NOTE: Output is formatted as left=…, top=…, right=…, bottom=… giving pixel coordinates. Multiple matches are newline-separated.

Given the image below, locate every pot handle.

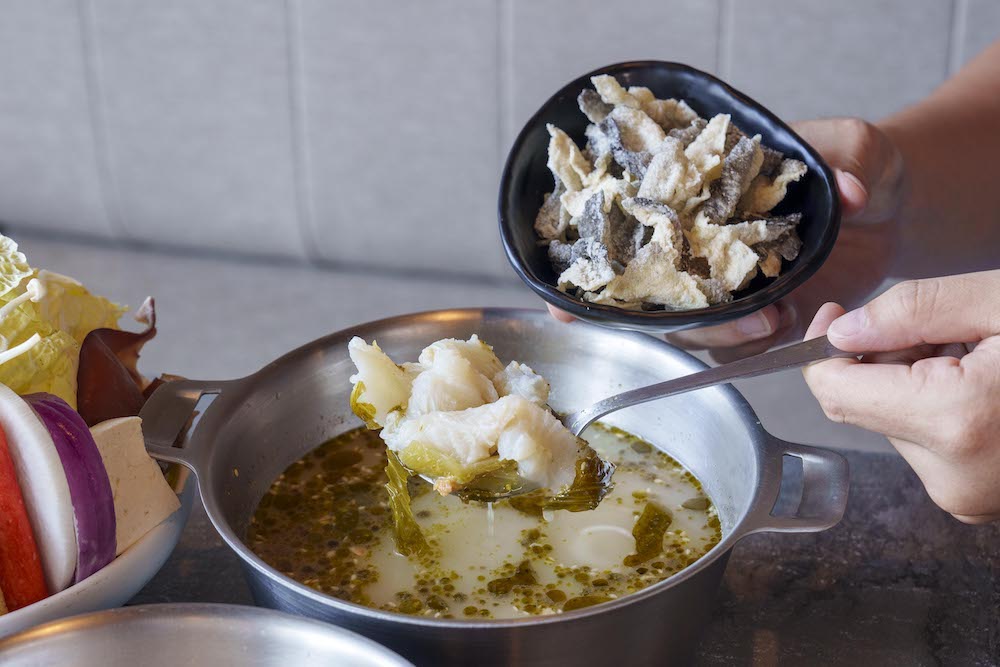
left=140, top=378, right=237, bottom=472
left=738, top=436, right=849, bottom=536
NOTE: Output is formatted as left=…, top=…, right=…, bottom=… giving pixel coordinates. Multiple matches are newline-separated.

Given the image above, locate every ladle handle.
left=738, top=436, right=850, bottom=536
left=565, top=335, right=855, bottom=434
left=141, top=379, right=237, bottom=472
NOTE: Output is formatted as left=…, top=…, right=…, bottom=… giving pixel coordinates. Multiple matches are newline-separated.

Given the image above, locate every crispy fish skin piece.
left=547, top=239, right=575, bottom=273
left=625, top=86, right=701, bottom=131
left=592, top=74, right=641, bottom=108
left=746, top=212, right=802, bottom=237
left=766, top=227, right=803, bottom=261
left=687, top=213, right=802, bottom=291
left=575, top=192, right=643, bottom=270
left=753, top=218, right=804, bottom=277
left=635, top=138, right=686, bottom=205
left=639, top=114, right=730, bottom=214
left=668, top=118, right=708, bottom=147
left=585, top=122, right=612, bottom=159
left=534, top=181, right=570, bottom=241
left=692, top=275, right=732, bottom=304
left=699, top=134, right=764, bottom=224
left=600, top=116, right=653, bottom=178
left=622, top=196, right=683, bottom=251
left=757, top=250, right=783, bottom=278
left=584, top=291, right=643, bottom=310
left=758, top=147, right=784, bottom=177
left=560, top=173, right=635, bottom=218
left=722, top=125, right=785, bottom=177
left=574, top=191, right=611, bottom=242
left=596, top=105, right=669, bottom=179
left=557, top=238, right=617, bottom=292
left=686, top=226, right=761, bottom=292
left=578, top=89, right=613, bottom=123
left=723, top=124, right=743, bottom=153
left=583, top=122, right=617, bottom=185
left=738, top=158, right=808, bottom=213
left=681, top=114, right=731, bottom=214
left=626, top=86, right=656, bottom=106
left=723, top=125, right=782, bottom=176
left=681, top=250, right=712, bottom=279
left=608, top=106, right=666, bottom=153
left=756, top=235, right=802, bottom=278
left=546, top=124, right=592, bottom=191
left=593, top=242, right=710, bottom=310
left=636, top=114, right=729, bottom=213
left=684, top=114, right=729, bottom=180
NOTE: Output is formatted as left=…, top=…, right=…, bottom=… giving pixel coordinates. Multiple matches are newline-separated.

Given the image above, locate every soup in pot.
left=248, top=424, right=721, bottom=619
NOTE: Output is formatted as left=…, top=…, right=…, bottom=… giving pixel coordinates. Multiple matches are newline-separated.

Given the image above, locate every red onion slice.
left=24, top=393, right=116, bottom=583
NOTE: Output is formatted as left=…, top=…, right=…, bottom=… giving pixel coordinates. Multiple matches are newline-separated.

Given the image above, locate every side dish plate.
left=0, top=471, right=195, bottom=639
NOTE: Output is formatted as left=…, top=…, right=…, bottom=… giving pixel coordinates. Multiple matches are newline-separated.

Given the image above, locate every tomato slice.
left=0, top=422, right=49, bottom=610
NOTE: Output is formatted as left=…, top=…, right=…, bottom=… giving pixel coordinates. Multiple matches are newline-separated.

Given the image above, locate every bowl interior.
left=193, top=310, right=766, bottom=584
left=499, top=61, right=841, bottom=331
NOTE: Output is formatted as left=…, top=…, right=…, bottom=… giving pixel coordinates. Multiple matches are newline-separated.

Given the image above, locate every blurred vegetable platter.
left=0, top=235, right=180, bottom=615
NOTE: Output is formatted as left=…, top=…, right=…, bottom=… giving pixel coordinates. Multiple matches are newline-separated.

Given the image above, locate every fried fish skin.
left=539, top=74, right=807, bottom=312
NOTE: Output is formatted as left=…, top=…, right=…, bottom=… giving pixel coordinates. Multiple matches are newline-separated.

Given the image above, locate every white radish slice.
left=0, top=384, right=77, bottom=593
left=26, top=394, right=116, bottom=583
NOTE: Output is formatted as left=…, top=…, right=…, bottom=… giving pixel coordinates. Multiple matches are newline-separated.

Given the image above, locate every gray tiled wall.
left=90, top=0, right=305, bottom=256
left=726, top=0, right=953, bottom=121
left=0, top=0, right=997, bottom=279
left=961, top=0, right=1000, bottom=65
left=0, top=0, right=113, bottom=239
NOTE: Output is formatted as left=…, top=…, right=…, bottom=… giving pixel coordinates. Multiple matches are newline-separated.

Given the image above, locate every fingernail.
left=736, top=312, right=774, bottom=338
left=828, top=308, right=866, bottom=339
left=839, top=170, right=866, bottom=196
left=836, top=170, right=868, bottom=215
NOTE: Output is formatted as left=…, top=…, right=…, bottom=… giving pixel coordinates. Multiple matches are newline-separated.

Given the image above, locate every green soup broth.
left=248, top=424, right=722, bottom=619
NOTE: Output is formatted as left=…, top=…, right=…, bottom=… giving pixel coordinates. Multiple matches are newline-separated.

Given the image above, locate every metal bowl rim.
left=0, top=602, right=413, bottom=665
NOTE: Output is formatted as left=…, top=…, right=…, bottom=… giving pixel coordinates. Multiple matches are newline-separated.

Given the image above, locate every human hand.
left=802, top=272, right=1000, bottom=524
left=668, top=118, right=905, bottom=362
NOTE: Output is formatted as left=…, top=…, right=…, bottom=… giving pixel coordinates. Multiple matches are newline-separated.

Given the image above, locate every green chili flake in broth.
left=505, top=444, right=616, bottom=516
left=385, top=450, right=431, bottom=558
left=682, top=496, right=711, bottom=511
left=247, top=425, right=722, bottom=620
left=542, top=444, right=617, bottom=512
left=623, top=502, right=673, bottom=566
left=486, top=560, right=538, bottom=595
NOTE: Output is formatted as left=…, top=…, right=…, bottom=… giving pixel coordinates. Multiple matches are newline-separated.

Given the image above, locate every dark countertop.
left=131, top=451, right=1000, bottom=666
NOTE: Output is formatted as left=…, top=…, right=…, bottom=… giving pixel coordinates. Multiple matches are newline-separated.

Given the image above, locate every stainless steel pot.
left=139, top=308, right=849, bottom=666
left=0, top=603, right=412, bottom=666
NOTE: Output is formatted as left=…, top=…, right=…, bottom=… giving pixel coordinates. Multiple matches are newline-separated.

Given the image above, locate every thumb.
left=827, top=272, right=1000, bottom=352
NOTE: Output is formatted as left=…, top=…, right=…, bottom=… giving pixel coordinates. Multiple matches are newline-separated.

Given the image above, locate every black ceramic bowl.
left=498, top=61, right=841, bottom=333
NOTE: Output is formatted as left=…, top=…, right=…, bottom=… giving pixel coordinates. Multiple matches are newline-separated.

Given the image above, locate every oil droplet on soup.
left=247, top=425, right=722, bottom=619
